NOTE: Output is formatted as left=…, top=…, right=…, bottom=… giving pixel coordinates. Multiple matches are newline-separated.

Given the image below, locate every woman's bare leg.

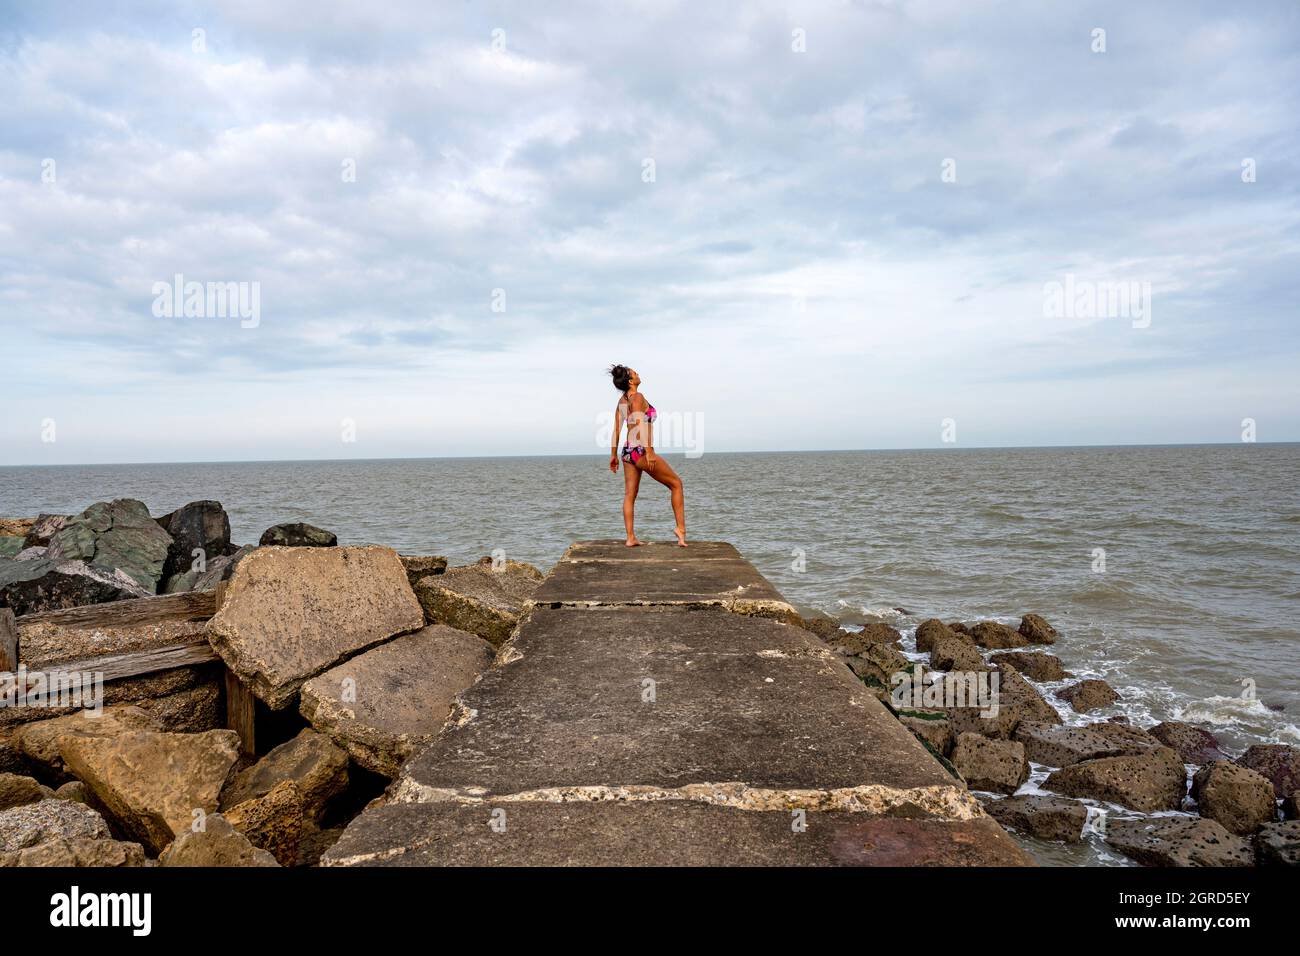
left=622, top=460, right=644, bottom=546
left=639, top=456, right=686, bottom=546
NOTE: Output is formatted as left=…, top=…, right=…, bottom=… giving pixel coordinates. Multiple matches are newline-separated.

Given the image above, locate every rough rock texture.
left=915, top=619, right=968, bottom=655
left=1013, top=721, right=1162, bottom=768
left=45, top=498, right=173, bottom=592
left=1106, top=817, right=1253, bottom=867
left=0, top=537, right=22, bottom=558
left=413, top=558, right=544, bottom=646
left=224, top=780, right=304, bottom=866
left=989, top=651, right=1070, bottom=682
left=0, top=835, right=147, bottom=867
left=258, top=522, right=336, bottom=548
left=896, top=710, right=956, bottom=757
left=1045, top=747, right=1187, bottom=812
left=1236, top=744, right=1300, bottom=799
left=165, top=545, right=251, bottom=593
left=1254, top=821, right=1300, bottom=866
left=843, top=641, right=912, bottom=692
left=300, top=624, right=496, bottom=777
left=799, top=612, right=843, bottom=642
left=982, top=794, right=1087, bottom=843
left=1018, top=613, right=1058, bottom=644
left=951, top=733, right=1029, bottom=794
left=1056, top=679, right=1120, bottom=713
left=831, top=623, right=902, bottom=654
left=133, top=679, right=223, bottom=733
left=400, top=554, right=448, bottom=587
left=1149, top=721, right=1229, bottom=766
left=970, top=621, right=1030, bottom=650
left=1284, top=793, right=1300, bottom=821
left=0, top=773, right=54, bottom=811
left=60, top=729, right=242, bottom=853
left=1191, top=761, right=1277, bottom=835
left=206, top=545, right=425, bottom=709
left=943, top=663, right=1062, bottom=739
left=929, top=634, right=989, bottom=673
left=221, top=729, right=349, bottom=823
left=54, top=781, right=89, bottom=805
left=159, top=814, right=280, bottom=866
left=158, top=500, right=231, bottom=581
left=0, top=798, right=112, bottom=851
left=22, top=514, right=69, bottom=548
left=0, top=558, right=151, bottom=616
left=14, top=705, right=162, bottom=779
left=0, top=519, right=35, bottom=538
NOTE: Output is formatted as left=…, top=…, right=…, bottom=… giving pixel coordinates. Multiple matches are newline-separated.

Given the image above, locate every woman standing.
left=608, top=364, right=687, bottom=547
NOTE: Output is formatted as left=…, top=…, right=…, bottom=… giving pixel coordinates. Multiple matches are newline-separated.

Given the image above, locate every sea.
left=3, top=444, right=1297, bottom=865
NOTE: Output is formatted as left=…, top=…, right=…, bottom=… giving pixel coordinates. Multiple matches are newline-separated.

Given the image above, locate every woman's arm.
left=609, top=402, right=624, bottom=471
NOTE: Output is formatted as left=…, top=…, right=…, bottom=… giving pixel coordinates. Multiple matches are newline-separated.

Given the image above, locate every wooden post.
left=0, top=608, right=17, bottom=672
left=214, top=580, right=256, bottom=756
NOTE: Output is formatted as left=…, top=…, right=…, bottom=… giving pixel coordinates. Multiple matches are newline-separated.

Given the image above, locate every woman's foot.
left=674, top=527, right=688, bottom=547
left=625, top=536, right=646, bottom=547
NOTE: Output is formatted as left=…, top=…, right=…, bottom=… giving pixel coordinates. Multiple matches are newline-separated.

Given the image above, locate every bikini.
left=619, top=397, right=656, bottom=465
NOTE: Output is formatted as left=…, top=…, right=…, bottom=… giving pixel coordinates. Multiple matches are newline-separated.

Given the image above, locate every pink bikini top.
left=620, top=396, right=656, bottom=423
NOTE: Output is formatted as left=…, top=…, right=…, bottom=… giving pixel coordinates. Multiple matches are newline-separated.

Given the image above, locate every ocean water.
left=3, top=444, right=1297, bottom=865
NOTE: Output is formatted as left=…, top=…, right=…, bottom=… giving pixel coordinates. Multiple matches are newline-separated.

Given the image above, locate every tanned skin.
left=609, top=367, right=687, bottom=547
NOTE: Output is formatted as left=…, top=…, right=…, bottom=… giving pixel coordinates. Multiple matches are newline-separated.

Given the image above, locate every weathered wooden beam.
left=0, top=608, right=17, bottom=672
left=38, top=639, right=218, bottom=683
left=225, top=668, right=257, bottom=757
left=16, top=590, right=218, bottom=629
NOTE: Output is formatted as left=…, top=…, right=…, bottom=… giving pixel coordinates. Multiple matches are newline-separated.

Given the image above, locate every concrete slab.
left=323, top=801, right=1032, bottom=867
left=397, top=606, right=959, bottom=799
left=533, top=540, right=796, bottom=619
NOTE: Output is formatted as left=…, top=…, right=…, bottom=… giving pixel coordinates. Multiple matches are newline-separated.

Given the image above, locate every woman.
left=608, top=364, right=687, bottom=547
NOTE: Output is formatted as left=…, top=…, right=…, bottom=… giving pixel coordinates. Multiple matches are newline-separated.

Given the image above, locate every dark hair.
left=609, top=364, right=632, bottom=393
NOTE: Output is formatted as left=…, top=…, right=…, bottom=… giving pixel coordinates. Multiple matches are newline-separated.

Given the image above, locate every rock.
left=412, top=557, right=544, bottom=646
left=1255, top=821, right=1300, bottom=866
left=258, top=522, right=337, bottom=548
left=1191, top=761, right=1276, bottom=835
left=14, top=705, right=162, bottom=779
left=1236, top=744, right=1300, bottom=799
left=1045, top=747, right=1187, bottom=812
left=798, top=612, right=842, bottom=642
left=12, top=547, right=47, bottom=561
left=929, top=633, right=989, bottom=673
left=22, top=514, right=69, bottom=548
left=1106, top=817, right=1253, bottom=867
left=0, top=798, right=112, bottom=851
left=159, top=814, right=280, bottom=867
left=1056, top=678, right=1119, bottom=713
left=300, top=625, right=496, bottom=777
left=943, top=663, right=1062, bottom=739
left=0, top=773, right=54, bottom=811
left=400, top=554, right=448, bottom=587
left=896, top=710, right=956, bottom=757
left=298, top=824, right=345, bottom=867
left=133, top=680, right=223, bottom=733
left=157, top=501, right=231, bottom=581
left=983, top=794, right=1087, bottom=843
left=45, top=499, right=173, bottom=592
left=224, top=780, right=304, bottom=866
left=221, top=729, right=349, bottom=823
left=1013, top=720, right=1162, bottom=767
left=164, top=545, right=251, bottom=594
left=1018, top=613, right=1058, bottom=644
left=0, top=537, right=23, bottom=558
left=988, top=651, right=1070, bottom=682
left=0, top=557, right=152, bottom=615
left=0, top=519, right=35, bottom=538
left=970, top=621, right=1030, bottom=649
left=915, top=618, right=967, bottom=654
left=60, top=729, right=242, bottom=853
left=844, top=641, right=912, bottom=692
left=54, top=781, right=90, bottom=805
left=1148, top=721, right=1229, bottom=766
left=0, top=835, right=147, bottom=867
left=951, top=733, right=1029, bottom=794
left=947, top=621, right=973, bottom=636
left=206, top=545, right=425, bottom=709
left=831, top=622, right=902, bottom=654
left=1284, top=793, right=1300, bottom=820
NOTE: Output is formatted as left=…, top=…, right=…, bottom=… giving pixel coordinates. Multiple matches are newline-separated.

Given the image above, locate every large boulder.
left=1045, top=747, right=1187, bottom=812
left=45, top=499, right=173, bottom=592
left=1191, top=761, right=1276, bottom=835
left=988, top=651, right=1070, bottom=682
left=224, top=780, right=304, bottom=867
left=0, top=519, right=34, bottom=538
left=0, top=773, right=54, bottom=811
left=1018, top=613, right=1058, bottom=644
left=0, top=798, right=111, bottom=851
left=798, top=612, right=843, bottom=642
left=14, top=705, right=162, bottom=779
left=399, top=554, right=448, bottom=588
left=1013, top=721, right=1162, bottom=768
left=830, top=623, right=902, bottom=654
left=1106, top=817, right=1253, bottom=867
left=158, top=814, right=279, bottom=867
left=1055, top=679, right=1119, bottom=713
left=413, top=557, right=544, bottom=646
left=300, top=625, right=496, bottom=777
left=1236, top=744, right=1300, bottom=799
left=896, top=709, right=956, bottom=757
left=221, top=729, right=349, bottom=824
left=157, top=501, right=231, bottom=580
left=943, top=663, right=1062, bottom=739
left=206, top=545, right=425, bottom=709
left=22, top=514, right=69, bottom=548
left=929, top=633, right=989, bottom=673
left=983, top=794, right=1087, bottom=843
left=0, top=558, right=151, bottom=615
left=258, top=522, right=336, bottom=548
left=915, top=618, right=969, bottom=654
left=0, top=538, right=23, bottom=558
left=60, top=729, right=242, bottom=853
left=951, top=733, right=1029, bottom=794
left=0, top=835, right=147, bottom=867
left=1255, top=821, right=1300, bottom=866
left=164, top=545, right=252, bottom=593
left=970, top=621, right=1030, bottom=650
left=1148, top=721, right=1229, bottom=766
left=844, top=641, right=912, bottom=695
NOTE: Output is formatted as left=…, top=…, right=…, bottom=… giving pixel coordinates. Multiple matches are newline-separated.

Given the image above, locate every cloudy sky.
left=2, top=0, right=1297, bottom=465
